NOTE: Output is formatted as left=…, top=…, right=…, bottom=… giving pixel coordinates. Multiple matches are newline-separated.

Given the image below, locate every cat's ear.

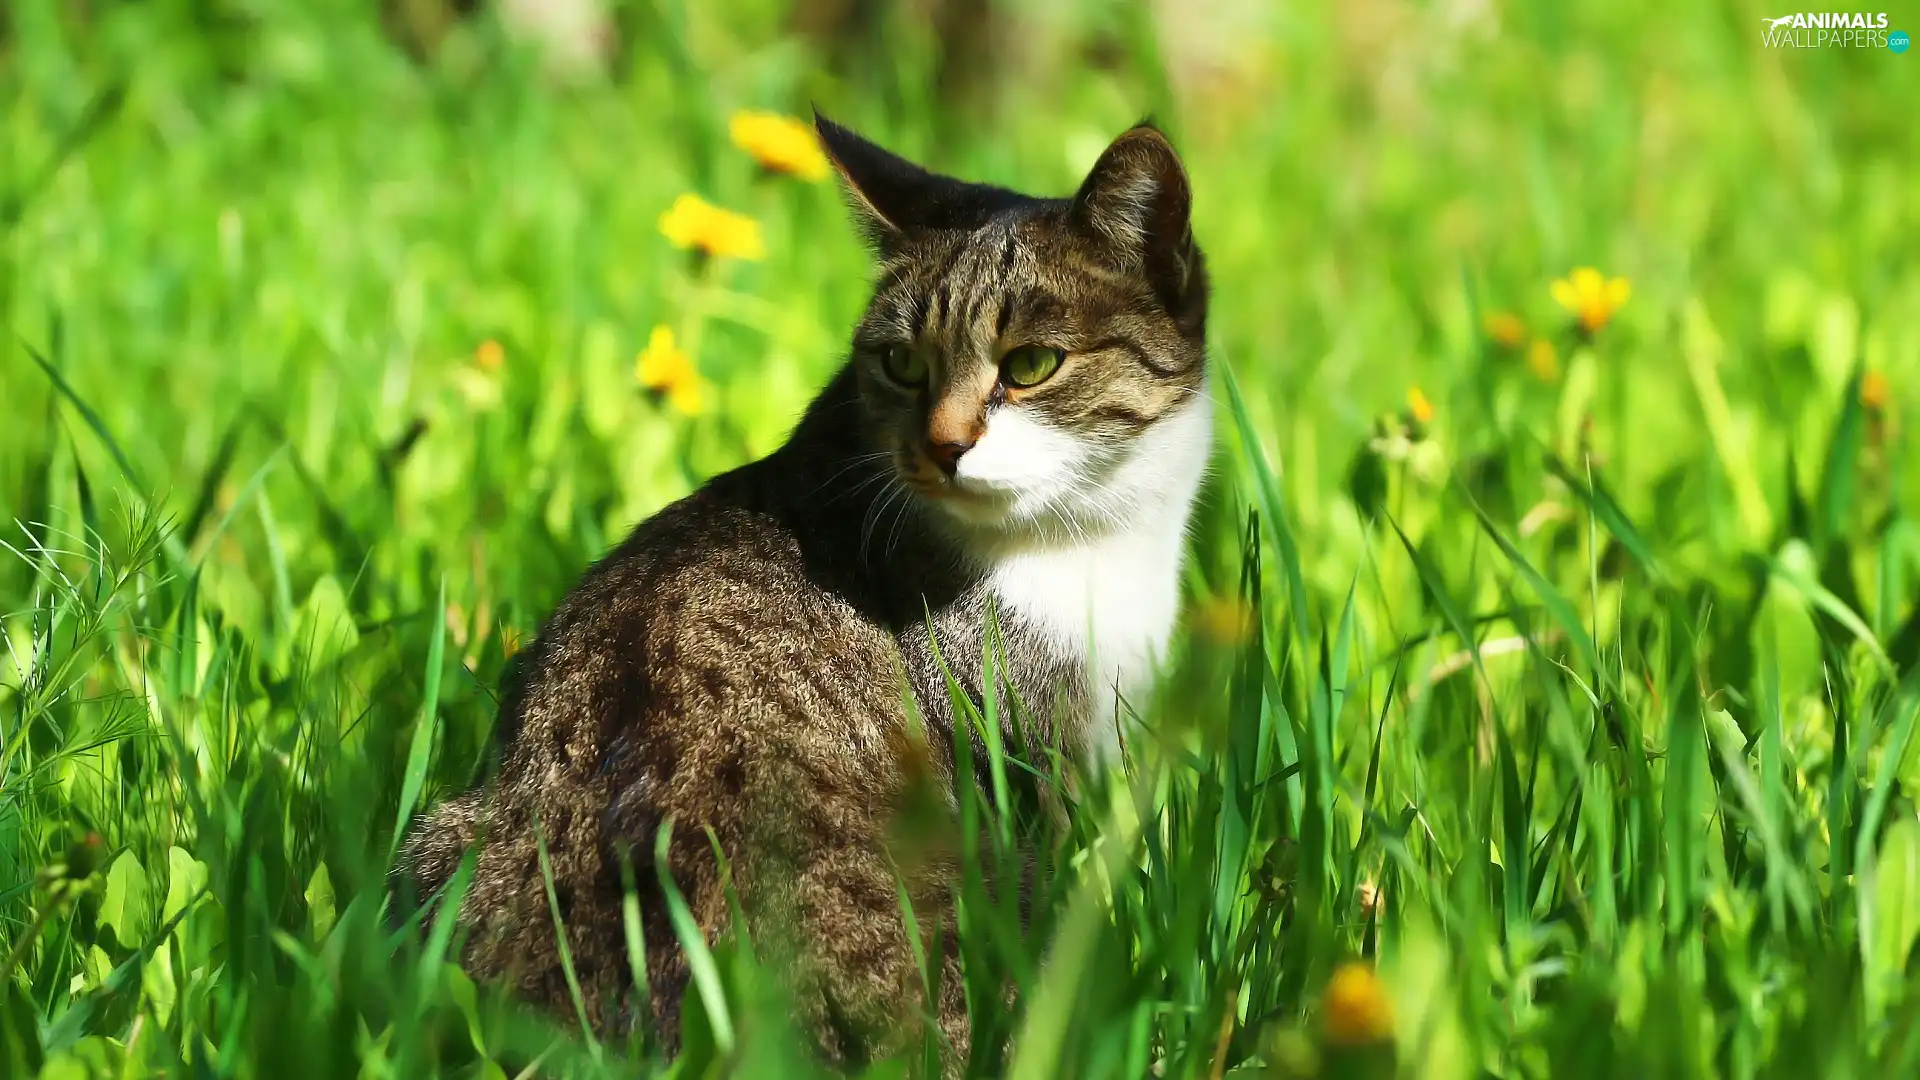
left=1071, top=123, right=1206, bottom=329
left=813, top=111, right=946, bottom=250
left=1071, top=122, right=1191, bottom=255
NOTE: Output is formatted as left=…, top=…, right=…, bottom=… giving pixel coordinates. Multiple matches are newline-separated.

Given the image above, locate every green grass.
left=4, top=1, right=1920, bottom=1077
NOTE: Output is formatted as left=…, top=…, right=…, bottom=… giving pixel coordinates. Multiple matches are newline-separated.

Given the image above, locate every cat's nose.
left=926, top=438, right=975, bottom=476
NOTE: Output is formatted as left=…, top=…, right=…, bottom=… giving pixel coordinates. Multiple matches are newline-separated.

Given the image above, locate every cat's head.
left=818, top=113, right=1211, bottom=549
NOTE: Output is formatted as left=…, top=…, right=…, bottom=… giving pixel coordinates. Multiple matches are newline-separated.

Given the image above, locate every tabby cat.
left=396, top=113, right=1211, bottom=1068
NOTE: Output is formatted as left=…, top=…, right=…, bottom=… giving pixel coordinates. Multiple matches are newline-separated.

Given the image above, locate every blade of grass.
left=1216, top=353, right=1310, bottom=647
left=388, top=578, right=447, bottom=866
left=655, top=819, right=735, bottom=1055
left=618, top=851, right=655, bottom=1058
left=535, top=822, right=603, bottom=1062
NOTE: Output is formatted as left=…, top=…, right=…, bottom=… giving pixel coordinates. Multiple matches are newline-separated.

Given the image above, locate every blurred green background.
left=3, top=1, right=1919, bottom=1077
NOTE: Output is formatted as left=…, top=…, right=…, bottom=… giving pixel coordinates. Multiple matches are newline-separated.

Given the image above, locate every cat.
left=395, top=111, right=1211, bottom=1070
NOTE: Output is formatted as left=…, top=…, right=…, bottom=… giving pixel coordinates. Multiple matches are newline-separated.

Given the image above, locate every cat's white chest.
left=981, top=393, right=1212, bottom=762
left=991, top=528, right=1185, bottom=759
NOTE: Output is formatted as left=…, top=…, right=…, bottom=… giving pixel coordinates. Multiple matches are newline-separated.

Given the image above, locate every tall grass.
left=3, top=1, right=1918, bottom=1077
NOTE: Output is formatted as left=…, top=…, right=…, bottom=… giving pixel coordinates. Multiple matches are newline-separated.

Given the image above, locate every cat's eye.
left=1001, top=345, right=1064, bottom=389
left=880, top=345, right=928, bottom=387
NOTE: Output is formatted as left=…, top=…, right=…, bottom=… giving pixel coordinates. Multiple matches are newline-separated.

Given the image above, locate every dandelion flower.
left=1551, top=267, right=1631, bottom=334
left=1861, top=370, right=1888, bottom=412
left=636, top=325, right=705, bottom=416
left=730, top=110, right=830, bottom=181
left=1483, top=311, right=1525, bottom=349
left=1527, top=338, right=1560, bottom=381
left=659, top=194, right=765, bottom=261
left=1406, top=386, right=1436, bottom=425
left=1323, top=961, right=1394, bottom=1046
left=475, top=339, right=505, bottom=372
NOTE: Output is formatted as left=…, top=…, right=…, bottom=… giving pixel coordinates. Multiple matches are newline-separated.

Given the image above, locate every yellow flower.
left=1860, top=370, right=1888, bottom=412
left=658, top=194, right=765, bottom=261
left=636, top=325, right=704, bottom=416
left=1322, top=961, right=1393, bottom=1046
left=1406, top=386, right=1435, bottom=425
left=729, top=110, right=830, bottom=181
left=1483, top=311, right=1525, bottom=349
left=1527, top=338, right=1560, bottom=381
left=1550, top=267, right=1631, bottom=334
left=474, top=339, right=505, bottom=372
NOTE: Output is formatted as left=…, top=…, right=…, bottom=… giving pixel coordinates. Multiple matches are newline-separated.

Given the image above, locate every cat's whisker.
left=858, top=486, right=889, bottom=564
left=809, top=452, right=895, bottom=499
left=1170, top=383, right=1219, bottom=406
left=834, top=468, right=898, bottom=506
left=860, top=480, right=907, bottom=565
left=884, top=489, right=915, bottom=560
